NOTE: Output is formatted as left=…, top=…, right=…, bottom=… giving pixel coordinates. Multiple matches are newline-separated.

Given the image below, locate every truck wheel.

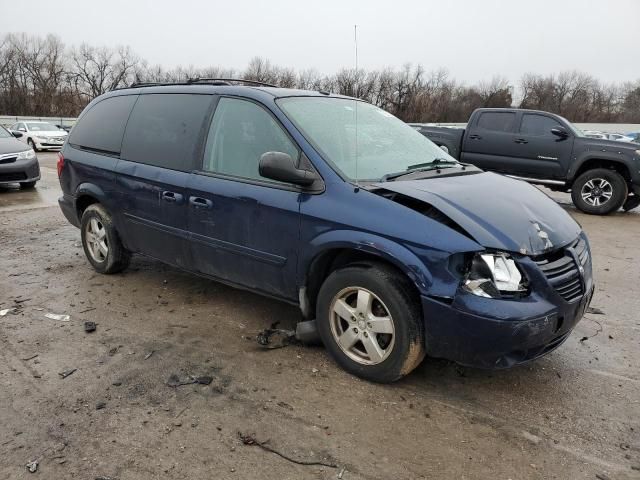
left=81, top=204, right=131, bottom=274
left=316, top=262, right=425, bottom=383
left=571, top=169, right=627, bottom=215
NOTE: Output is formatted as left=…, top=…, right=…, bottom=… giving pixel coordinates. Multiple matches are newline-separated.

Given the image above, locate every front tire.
left=316, top=263, right=425, bottom=383
left=81, top=204, right=130, bottom=274
left=20, top=181, right=37, bottom=189
left=27, top=138, right=39, bottom=152
left=571, top=168, right=627, bottom=215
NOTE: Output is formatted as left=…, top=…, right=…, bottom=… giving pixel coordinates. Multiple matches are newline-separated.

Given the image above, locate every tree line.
left=1, top=33, right=639, bottom=123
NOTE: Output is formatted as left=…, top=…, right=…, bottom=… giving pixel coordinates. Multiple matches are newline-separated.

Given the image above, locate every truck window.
left=121, top=94, right=213, bottom=171
left=476, top=112, right=516, bottom=132
left=69, top=95, right=138, bottom=153
left=519, top=114, right=562, bottom=137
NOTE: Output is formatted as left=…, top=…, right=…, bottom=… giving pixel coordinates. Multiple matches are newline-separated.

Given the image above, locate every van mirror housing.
left=551, top=127, right=569, bottom=138
left=259, top=151, right=318, bottom=187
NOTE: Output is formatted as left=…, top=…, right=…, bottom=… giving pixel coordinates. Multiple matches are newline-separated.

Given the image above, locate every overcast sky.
left=1, top=0, right=638, bottom=84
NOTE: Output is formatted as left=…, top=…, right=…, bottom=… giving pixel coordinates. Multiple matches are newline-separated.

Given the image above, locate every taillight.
left=57, top=152, right=64, bottom=177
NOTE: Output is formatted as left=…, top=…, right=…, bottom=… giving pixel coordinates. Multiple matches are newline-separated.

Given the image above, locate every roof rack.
left=118, top=78, right=279, bottom=91
left=186, top=78, right=279, bottom=88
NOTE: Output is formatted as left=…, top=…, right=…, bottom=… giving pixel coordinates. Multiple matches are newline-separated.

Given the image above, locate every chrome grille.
left=534, top=238, right=587, bottom=303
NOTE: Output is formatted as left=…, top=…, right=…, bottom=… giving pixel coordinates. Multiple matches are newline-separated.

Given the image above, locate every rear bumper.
left=58, top=194, right=80, bottom=228
left=422, top=285, right=594, bottom=369
left=0, top=157, right=40, bottom=184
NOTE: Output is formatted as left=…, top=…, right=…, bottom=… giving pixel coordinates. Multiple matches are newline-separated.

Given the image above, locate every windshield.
left=277, top=97, right=457, bottom=181
left=0, top=126, right=12, bottom=139
left=26, top=122, right=60, bottom=131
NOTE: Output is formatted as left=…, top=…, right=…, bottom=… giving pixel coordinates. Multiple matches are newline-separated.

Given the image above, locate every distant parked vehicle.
left=9, top=121, right=68, bottom=151
left=583, top=131, right=607, bottom=139
left=606, top=133, right=634, bottom=142
left=417, top=108, right=640, bottom=214
left=0, top=125, right=40, bottom=189
left=625, top=132, right=640, bottom=143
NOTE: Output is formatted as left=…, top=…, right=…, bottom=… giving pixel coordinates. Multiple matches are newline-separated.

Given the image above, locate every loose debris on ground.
left=256, top=322, right=296, bottom=349
left=166, top=373, right=213, bottom=387
left=58, top=368, right=77, bottom=379
left=237, top=432, right=338, bottom=468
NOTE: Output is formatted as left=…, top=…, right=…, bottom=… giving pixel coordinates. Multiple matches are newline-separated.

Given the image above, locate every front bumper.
left=0, top=157, right=40, bottom=185
left=34, top=138, right=65, bottom=150
left=423, top=235, right=594, bottom=368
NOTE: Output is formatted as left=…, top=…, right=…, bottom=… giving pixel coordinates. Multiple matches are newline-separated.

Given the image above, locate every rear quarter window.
left=120, top=94, right=213, bottom=171
left=476, top=112, right=516, bottom=132
left=69, top=95, right=138, bottom=153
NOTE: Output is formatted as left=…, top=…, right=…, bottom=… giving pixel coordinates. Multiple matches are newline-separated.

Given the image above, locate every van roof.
left=106, top=83, right=354, bottom=102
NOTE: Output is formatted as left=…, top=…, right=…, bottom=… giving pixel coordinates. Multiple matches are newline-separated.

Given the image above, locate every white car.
left=9, top=121, right=68, bottom=151
left=606, top=133, right=634, bottom=142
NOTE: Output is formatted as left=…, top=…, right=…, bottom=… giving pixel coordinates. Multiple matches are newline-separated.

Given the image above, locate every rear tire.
left=81, top=204, right=130, bottom=274
left=316, top=262, right=425, bottom=383
left=20, top=181, right=36, bottom=189
left=571, top=168, right=627, bottom=215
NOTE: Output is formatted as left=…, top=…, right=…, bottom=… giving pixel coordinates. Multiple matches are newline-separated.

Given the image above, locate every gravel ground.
left=0, top=152, right=638, bottom=479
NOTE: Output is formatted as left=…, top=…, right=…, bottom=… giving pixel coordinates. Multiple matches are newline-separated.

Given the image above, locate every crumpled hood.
left=374, top=172, right=581, bottom=255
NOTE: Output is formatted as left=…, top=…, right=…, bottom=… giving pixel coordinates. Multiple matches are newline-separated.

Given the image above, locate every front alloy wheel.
left=580, top=178, right=612, bottom=207
left=571, top=168, right=627, bottom=215
left=316, top=263, right=425, bottom=383
left=330, top=287, right=395, bottom=365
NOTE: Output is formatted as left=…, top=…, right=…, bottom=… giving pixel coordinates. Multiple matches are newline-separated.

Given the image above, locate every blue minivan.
left=58, top=80, right=593, bottom=382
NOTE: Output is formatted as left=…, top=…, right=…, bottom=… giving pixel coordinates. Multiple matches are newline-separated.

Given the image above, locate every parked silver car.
left=9, top=121, right=68, bottom=151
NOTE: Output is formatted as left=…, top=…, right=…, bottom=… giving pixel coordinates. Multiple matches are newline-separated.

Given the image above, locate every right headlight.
left=462, top=252, right=528, bottom=298
left=17, top=149, right=36, bottom=160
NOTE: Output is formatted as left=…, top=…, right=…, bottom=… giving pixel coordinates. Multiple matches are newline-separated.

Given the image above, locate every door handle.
left=162, top=191, right=183, bottom=203
left=469, top=134, right=482, bottom=140
left=514, top=138, right=529, bottom=144
left=189, top=196, right=213, bottom=209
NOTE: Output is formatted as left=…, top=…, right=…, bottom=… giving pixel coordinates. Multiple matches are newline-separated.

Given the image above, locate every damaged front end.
left=368, top=176, right=594, bottom=368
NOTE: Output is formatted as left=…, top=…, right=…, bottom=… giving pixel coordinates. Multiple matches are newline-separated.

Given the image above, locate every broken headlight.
left=462, top=253, right=528, bottom=298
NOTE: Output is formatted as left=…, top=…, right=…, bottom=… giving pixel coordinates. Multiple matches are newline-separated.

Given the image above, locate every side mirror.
left=11, top=130, right=23, bottom=138
left=259, top=152, right=318, bottom=187
left=551, top=127, right=569, bottom=138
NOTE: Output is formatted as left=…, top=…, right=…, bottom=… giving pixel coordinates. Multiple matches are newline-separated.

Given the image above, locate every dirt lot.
left=1, top=152, right=639, bottom=480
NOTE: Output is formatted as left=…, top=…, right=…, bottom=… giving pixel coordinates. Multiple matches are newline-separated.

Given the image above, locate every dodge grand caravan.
left=57, top=80, right=594, bottom=383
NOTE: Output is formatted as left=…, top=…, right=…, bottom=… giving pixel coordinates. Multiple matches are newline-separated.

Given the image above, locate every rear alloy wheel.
left=571, top=168, right=627, bottom=215
left=81, top=204, right=130, bottom=274
left=316, top=263, right=425, bottom=383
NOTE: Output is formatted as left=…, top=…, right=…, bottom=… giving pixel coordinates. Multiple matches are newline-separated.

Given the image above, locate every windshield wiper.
left=381, top=159, right=459, bottom=182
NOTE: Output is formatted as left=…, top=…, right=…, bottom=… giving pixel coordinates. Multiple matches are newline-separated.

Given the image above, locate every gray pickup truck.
left=416, top=108, right=640, bottom=215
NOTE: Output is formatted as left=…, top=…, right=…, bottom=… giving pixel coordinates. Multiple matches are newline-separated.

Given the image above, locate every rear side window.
left=476, top=112, right=516, bottom=132
left=121, top=94, right=213, bottom=171
left=69, top=95, right=137, bottom=153
left=519, top=114, right=562, bottom=137
left=202, top=97, right=298, bottom=181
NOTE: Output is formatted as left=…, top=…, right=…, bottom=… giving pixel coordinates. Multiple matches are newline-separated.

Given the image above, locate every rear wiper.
left=381, top=159, right=459, bottom=182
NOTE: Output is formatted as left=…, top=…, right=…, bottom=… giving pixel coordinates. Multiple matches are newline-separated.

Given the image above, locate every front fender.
left=300, top=229, right=434, bottom=294
left=568, top=152, right=636, bottom=183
